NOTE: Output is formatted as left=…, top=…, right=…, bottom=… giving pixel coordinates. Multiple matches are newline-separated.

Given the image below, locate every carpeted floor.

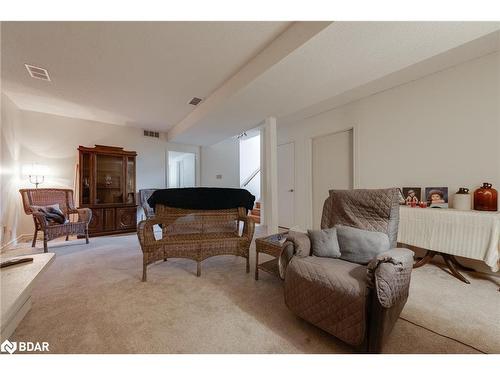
left=3, top=229, right=499, bottom=354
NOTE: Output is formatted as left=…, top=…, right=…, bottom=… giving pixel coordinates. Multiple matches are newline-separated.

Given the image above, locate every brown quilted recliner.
left=279, top=188, right=414, bottom=353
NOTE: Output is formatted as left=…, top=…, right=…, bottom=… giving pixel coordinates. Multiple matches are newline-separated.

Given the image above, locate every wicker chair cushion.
left=32, top=204, right=68, bottom=224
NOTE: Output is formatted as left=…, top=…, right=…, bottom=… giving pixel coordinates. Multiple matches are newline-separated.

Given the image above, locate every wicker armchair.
left=137, top=205, right=255, bottom=281
left=20, top=188, right=92, bottom=252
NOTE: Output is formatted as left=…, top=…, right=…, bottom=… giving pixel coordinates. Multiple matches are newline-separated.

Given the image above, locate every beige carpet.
left=3, top=230, right=497, bottom=354
left=401, top=263, right=500, bottom=353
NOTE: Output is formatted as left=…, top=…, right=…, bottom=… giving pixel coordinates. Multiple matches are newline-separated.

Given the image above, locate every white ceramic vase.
left=453, top=188, right=472, bottom=211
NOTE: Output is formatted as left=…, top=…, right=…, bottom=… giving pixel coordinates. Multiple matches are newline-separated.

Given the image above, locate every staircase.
left=249, top=201, right=261, bottom=224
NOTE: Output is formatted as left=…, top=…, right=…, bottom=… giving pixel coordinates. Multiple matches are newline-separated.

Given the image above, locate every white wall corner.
left=261, top=117, right=279, bottom=233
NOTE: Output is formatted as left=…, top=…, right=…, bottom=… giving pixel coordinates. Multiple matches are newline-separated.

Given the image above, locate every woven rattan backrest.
left=19, top=188, right=75, bottom=216
left=154, top=205, right=244, bottom=235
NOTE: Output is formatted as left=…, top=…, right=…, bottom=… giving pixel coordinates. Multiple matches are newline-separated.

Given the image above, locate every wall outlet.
left=216, top=174, right=222, bottom=180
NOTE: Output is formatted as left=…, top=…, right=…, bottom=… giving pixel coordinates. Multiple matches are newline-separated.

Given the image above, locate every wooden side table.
left=255, top=232, right=288, bottom=280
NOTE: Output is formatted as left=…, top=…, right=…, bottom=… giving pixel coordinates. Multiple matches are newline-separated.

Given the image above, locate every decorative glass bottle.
left=473, top=183, right=498, bottom=211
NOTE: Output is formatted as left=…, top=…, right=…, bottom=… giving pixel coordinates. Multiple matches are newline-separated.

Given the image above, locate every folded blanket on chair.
left=147, top=187, right=256, bottom=212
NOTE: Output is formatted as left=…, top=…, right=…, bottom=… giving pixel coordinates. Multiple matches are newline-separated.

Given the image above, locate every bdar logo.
left=1, top=339, right=17, bottom=354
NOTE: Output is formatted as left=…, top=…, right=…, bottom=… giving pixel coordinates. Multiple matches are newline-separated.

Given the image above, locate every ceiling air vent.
left=25, top=64, right=51, bottom=81
left=143, top=130, right=160, bottom=138
left=188, top=97, right=203, bottom=106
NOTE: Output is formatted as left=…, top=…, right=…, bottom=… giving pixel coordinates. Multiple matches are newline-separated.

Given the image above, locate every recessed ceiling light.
left=25, top=64, right=51, bottom=81
left=188, top=97, right=203, bottom=106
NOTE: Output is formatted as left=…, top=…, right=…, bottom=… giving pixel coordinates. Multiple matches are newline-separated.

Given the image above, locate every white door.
left=312, top=129, right=353, bottom=229
left=278, top=142, right=295, bottom=228
left=168, top=151, right=196, bottom=188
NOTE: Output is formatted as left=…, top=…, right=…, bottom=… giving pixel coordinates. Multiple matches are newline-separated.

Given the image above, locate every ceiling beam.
left=167, top=21, right=332, bottom=142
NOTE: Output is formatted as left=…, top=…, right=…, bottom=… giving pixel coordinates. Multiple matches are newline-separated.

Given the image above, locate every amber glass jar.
left=473, top=183, right=498, bottom=211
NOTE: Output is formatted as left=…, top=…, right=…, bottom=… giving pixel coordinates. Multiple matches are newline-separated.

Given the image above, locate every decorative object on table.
left=473, top=183, right=498, bottom=211
left=453, top=187, right=472, bottom=211
left=418, top=201, right=427, bottom=208
left=78, top=145, right=137, bottom=237
left=425, top=187, right=448, bottom=208
left=19, top=188, right=92, bottom=253
left=402, top=187, right=421, bottom=206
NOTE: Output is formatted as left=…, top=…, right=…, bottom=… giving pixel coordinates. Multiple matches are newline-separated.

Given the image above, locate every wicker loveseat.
left=137, top=204, right=255, bottom=281
left=20, top=188, right=92, bottom=252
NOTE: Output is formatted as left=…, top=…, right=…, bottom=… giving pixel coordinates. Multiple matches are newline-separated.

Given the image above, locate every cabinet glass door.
left=81, top=153, right=91, bottom=204
left=96, top=154, right=124, bottom=204
left=126, top=156, right=136, bottom=204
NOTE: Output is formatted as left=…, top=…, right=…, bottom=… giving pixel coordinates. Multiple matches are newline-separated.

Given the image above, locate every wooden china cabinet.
left=78, top=145, right=137, bottom=236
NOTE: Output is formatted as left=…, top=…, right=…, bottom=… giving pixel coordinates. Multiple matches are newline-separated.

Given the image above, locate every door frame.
left=308, top=126, right=358, bottom=229
left=277, top=141, right=296, bottom=229
left=166, top=149, right=200, bottom=188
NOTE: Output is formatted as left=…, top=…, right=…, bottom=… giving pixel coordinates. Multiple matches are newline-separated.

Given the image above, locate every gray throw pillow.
left=307, top=227, right=341, bottom=258
left=336, top=224, right=390, bottom=265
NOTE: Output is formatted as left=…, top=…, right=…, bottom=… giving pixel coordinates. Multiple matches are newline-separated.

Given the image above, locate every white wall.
left=278, top=52, right=500, bottom=230
left=0, top=98, right=200, bottom=246
left=239, top=134, right=261, bottom=200
left=201, top=138, right=240, bottom=187
left=1, top=94, right=22, bottom=246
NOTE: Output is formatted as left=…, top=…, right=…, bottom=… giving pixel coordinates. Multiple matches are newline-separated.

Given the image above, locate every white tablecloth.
left=397, top=206, right=500, bottom=272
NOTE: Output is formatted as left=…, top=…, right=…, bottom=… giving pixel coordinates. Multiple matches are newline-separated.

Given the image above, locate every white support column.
left=260, top=117, right=279, bottom=234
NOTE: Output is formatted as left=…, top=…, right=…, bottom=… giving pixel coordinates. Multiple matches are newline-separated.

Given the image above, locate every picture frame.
left=425, top=187, right=449, bottom=208
left=402, top=187, right=421, bottom=206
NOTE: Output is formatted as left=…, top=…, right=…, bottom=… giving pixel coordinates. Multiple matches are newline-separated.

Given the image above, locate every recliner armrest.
left=367, top=248, right=414, bottom=308
left=278, top=231, right=311, bottom=279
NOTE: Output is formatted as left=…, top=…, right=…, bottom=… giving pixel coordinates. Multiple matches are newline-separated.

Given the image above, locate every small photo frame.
left=402, top=187, right=421, bottom=205
left=425, top=187, right=448, bottom=208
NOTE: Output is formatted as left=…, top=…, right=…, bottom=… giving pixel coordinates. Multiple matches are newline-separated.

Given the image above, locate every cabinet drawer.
left=103, top=208, right=115, bottom=231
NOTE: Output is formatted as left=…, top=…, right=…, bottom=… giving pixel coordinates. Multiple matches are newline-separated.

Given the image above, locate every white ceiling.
left=1, top=21, right=290, bottom=128
left=170, top=22, right=500, bottom=145
left=2, top=21, right=500, bottom=146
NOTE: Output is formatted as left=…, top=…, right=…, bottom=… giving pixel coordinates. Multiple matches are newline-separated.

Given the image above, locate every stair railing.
left=241, top=167, right=260, bottom=188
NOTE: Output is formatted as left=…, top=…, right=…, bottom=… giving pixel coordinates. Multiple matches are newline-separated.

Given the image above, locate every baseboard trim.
left=0, top=233, right=33, bottom=252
